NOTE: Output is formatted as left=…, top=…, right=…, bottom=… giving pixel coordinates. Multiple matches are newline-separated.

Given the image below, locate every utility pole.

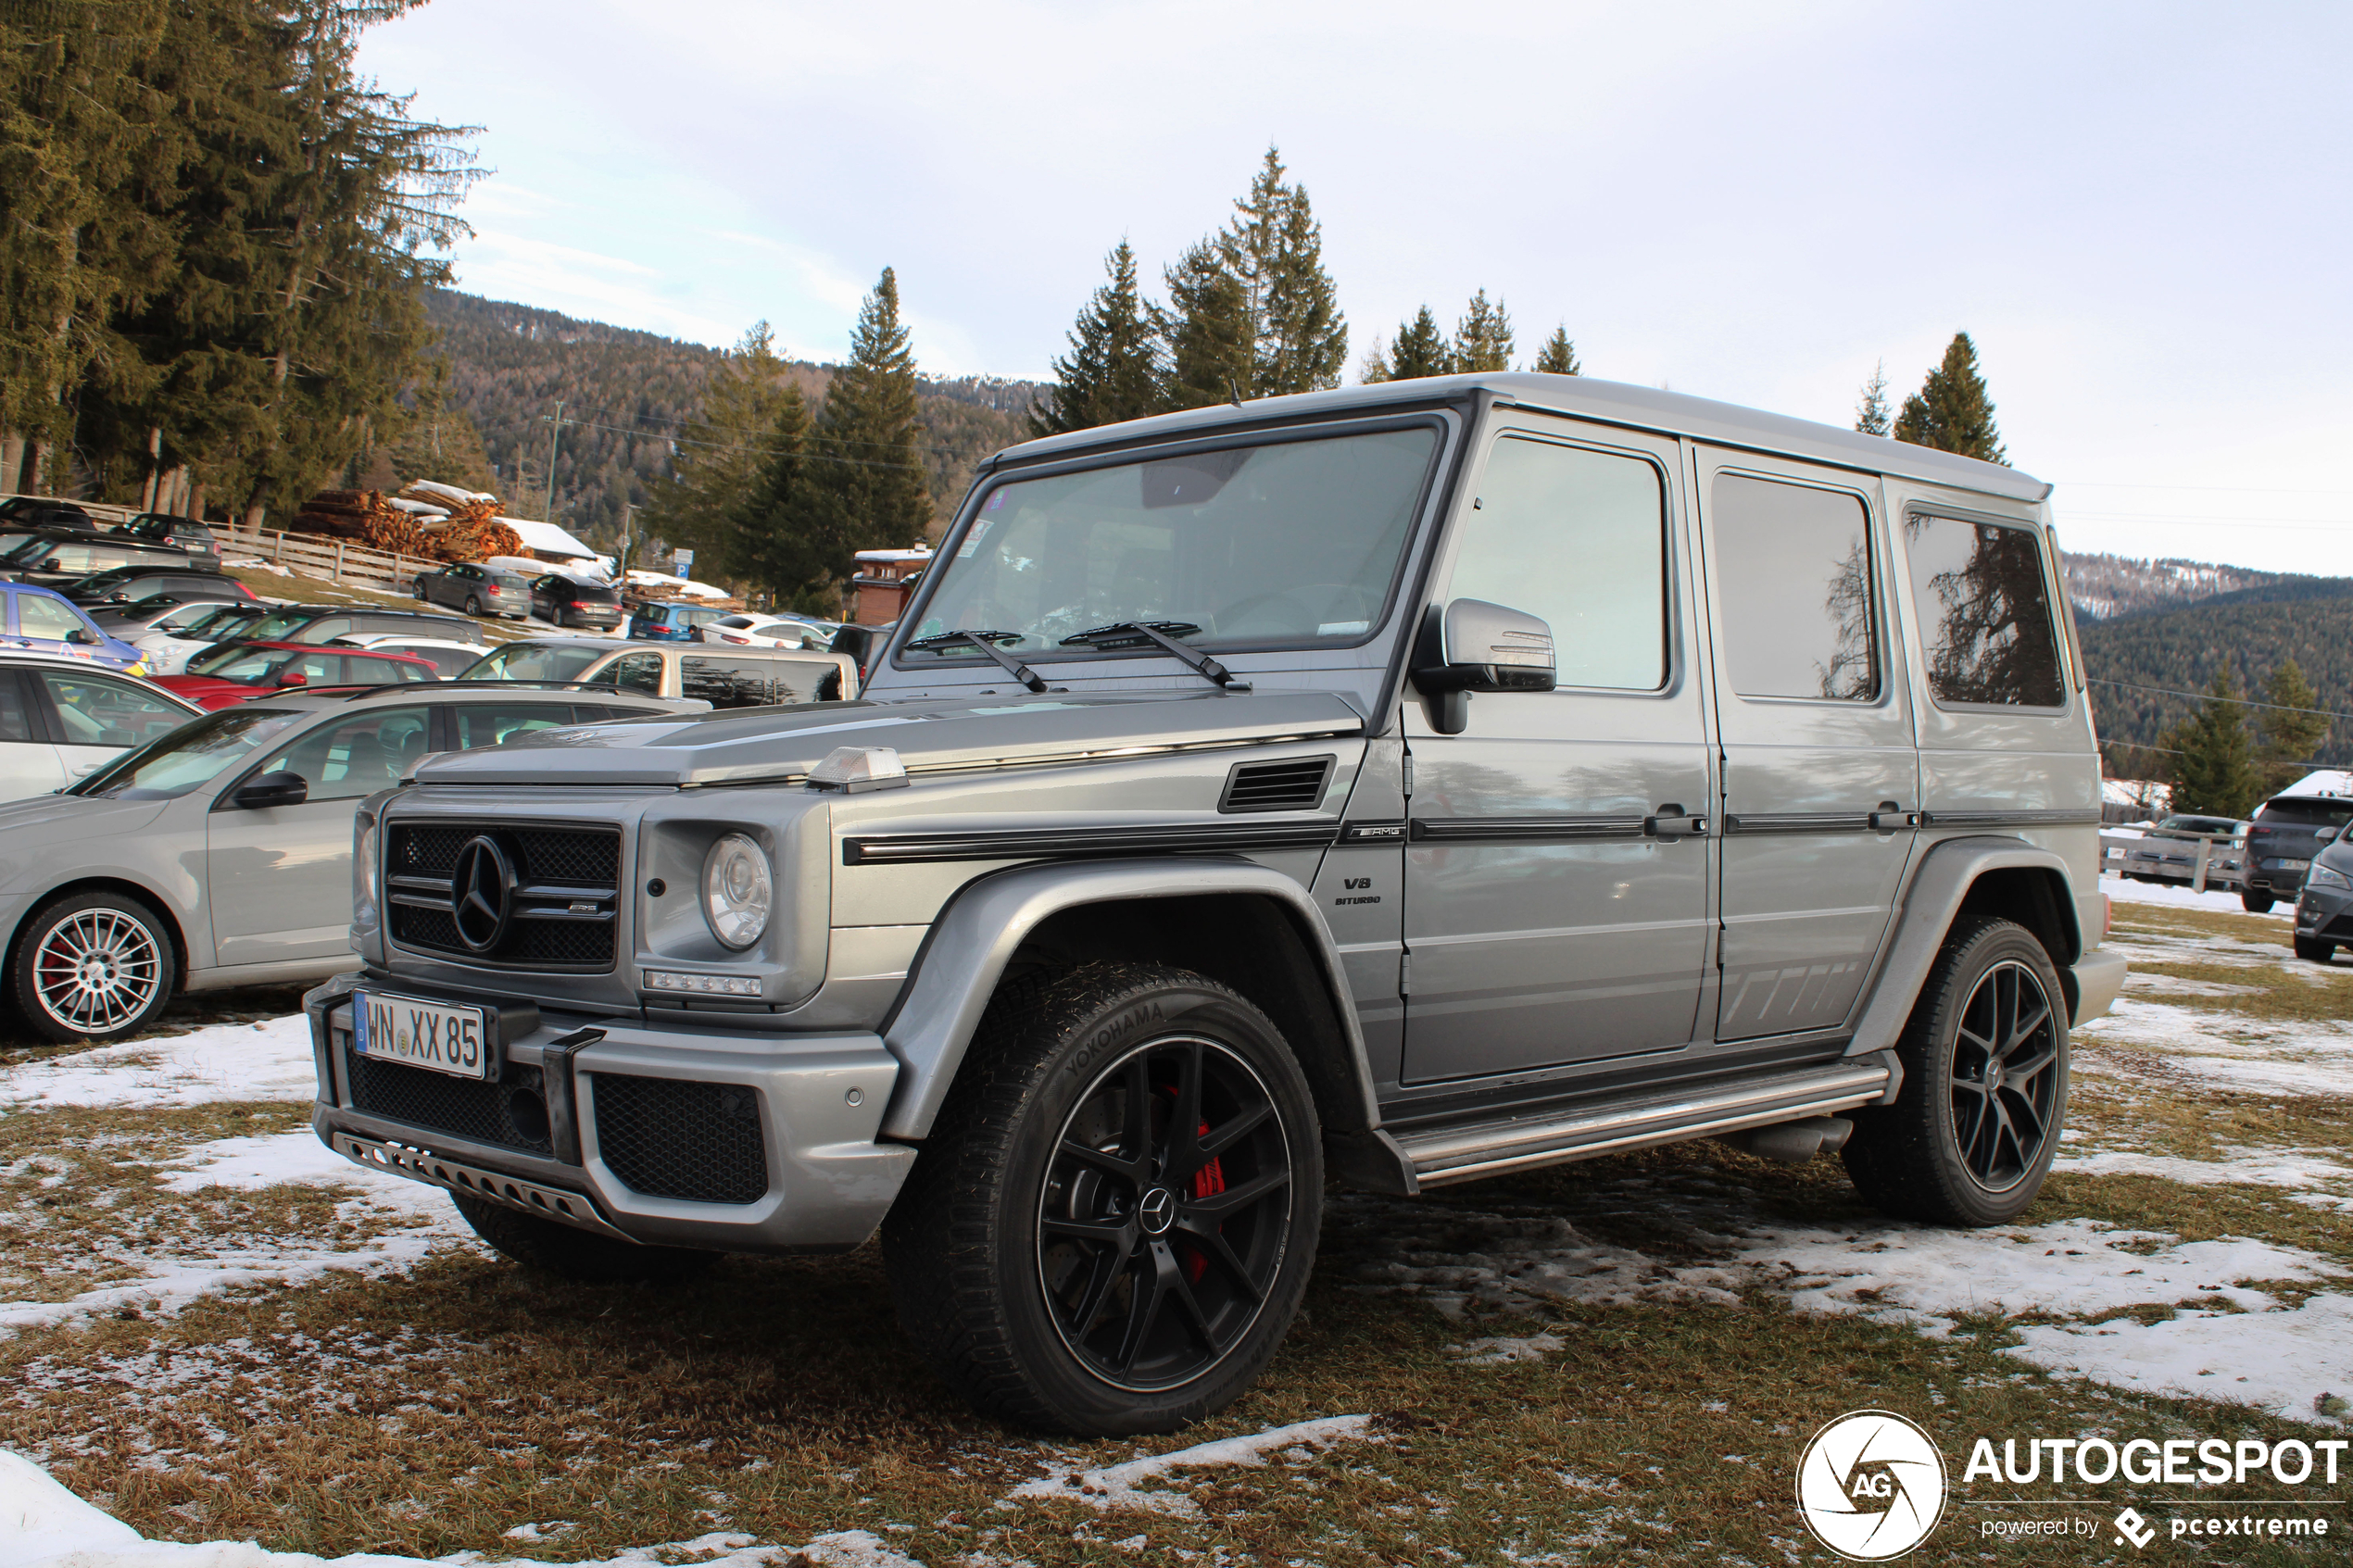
left=539, top=401, right=567, bottom=521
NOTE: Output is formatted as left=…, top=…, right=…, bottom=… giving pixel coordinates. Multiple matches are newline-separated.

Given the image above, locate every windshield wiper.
left=901, top=628, right=1059, bottom=694
left=1060, top=621, right=1251, bottom=692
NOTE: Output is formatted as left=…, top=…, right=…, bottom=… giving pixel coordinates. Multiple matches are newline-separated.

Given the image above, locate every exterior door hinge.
left=1402, top=752, right=1414, bottom=797
left=1399, top=951, right=1413, bottom=995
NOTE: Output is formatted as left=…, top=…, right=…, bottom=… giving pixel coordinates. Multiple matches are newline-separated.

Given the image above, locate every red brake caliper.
left=1186, top=1121, right=1224, bottom=1281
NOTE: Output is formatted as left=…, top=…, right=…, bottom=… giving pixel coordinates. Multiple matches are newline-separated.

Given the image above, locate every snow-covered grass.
left=4, top=894, right=2351, bottom=1565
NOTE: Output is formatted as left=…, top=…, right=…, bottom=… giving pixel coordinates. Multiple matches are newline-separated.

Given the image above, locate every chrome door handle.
left=1869, top=803, right=1919, bottom=831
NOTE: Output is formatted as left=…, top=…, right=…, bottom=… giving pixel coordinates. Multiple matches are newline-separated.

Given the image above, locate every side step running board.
left=1394, top=1059, right=1894, bottom=1188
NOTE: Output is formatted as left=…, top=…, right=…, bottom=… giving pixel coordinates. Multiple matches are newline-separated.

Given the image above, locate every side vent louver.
left=1219, top=755, right=1336, bottom=814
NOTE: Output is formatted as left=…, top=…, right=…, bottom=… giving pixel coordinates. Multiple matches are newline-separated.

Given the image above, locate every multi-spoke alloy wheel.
left=1947, top=960, right=2060, bottom=1192
left=11, top=891, right=177, bottom=1044
left=1843, top=915, right=2071, bottom=1226
left=885, top=961, right=1322, bottom=1436
left=1038, top=1035, right=1292, bottom=1391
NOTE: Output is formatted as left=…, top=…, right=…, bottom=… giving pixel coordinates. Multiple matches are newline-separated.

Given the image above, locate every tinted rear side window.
left=1711, top=475, right=1878, bottom=701
left=682, top=655, right=837, bottom=708
left=1904, top=514, right=2064, bottom=708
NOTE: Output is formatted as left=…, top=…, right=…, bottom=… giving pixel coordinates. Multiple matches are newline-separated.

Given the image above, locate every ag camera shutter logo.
left=1797, top=1410, right=1948, bottom=1560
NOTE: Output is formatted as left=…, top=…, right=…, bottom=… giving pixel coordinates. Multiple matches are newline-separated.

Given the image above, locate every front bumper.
left=305, top=972, right=913, bottom=1253
left=2296, top=882, right=2353, bottom=943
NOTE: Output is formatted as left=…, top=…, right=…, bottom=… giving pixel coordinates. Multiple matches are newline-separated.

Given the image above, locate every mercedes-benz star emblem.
left=1137, top=1187, right=1178, bottom=1236
left=450, top=835, right=514, bottom=953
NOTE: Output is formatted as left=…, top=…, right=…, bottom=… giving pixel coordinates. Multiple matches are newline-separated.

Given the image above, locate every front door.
left=207, top=705, right=431, bottom=965
left=1401, top=419, right=1714, bottom=1084
left=1695, top=452, right=1919, bottom=1040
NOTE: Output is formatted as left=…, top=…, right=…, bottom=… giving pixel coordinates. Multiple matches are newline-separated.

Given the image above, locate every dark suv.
left=110, top=513, right=221, bottom=558
left=2241, top=785, right=2353, bottom=912
left=1, top=533, right=188, bottom=587
left=528, top=573, right=623, bottom=631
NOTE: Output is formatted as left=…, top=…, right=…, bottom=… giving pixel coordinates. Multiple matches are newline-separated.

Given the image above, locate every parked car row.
left=2116, top=812, right=2249, bottom=889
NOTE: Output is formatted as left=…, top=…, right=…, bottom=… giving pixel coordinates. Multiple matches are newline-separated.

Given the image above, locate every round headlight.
left=702, top=833, right=772, bottom=949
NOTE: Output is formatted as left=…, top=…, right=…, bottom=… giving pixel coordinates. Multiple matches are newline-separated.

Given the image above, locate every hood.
left=410, top=688, right=1369, bottom=788
left=152, top=676, right=267, bottom=709
left=0, top=791, right=168, bottom=845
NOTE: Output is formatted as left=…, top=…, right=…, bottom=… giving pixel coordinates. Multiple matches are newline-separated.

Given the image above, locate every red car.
left=153, top=640, right=440, bottom=709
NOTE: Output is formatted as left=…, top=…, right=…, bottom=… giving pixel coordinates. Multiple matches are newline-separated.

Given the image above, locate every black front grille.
left=1220, top=755, right=1335, bottom=813
left=590, top=1073, right=768, bottom=1204
left=344, top=1039, right=553, bottom=1157
left=386, top=821, right=620, bottom=971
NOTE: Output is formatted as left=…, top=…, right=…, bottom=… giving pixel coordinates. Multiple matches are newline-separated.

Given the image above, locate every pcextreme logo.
left=1797, top=1411, right=1949, bottom=1561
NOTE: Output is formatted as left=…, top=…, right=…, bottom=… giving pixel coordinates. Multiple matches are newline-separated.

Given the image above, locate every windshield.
left=906, top=426, right=1439, bottom=662
left=69, top=707, right=305, bottom=800
left=458, top=643, right=609, bottom=683
left=175, top=605, right=263, bottom=638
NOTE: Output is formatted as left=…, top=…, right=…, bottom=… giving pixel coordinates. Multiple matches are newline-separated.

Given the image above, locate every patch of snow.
left=0, top=1456, right=924, bottom=1568
left=0, top=1016, right=317, bottom=1112
left=2175, top=1055, right=2353, bottom=1097
left=623, top=569, right=729, bottom=599
left=2101, top=875, right=2280, bottom=917
left=2014, top=1293, right=2353, bottom=1424
left=1448, top=1332, right=1567, bottom=1365
left=1006, top=1415, right=1377, bottom=1517
left=2054, top=1148, right=2353, bottom=1188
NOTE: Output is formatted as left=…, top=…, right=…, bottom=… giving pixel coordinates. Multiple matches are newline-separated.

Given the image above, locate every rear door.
left=1696, top=452, right=1919, bottom=1040
left=1400, top=416, right=1715, bottom=1083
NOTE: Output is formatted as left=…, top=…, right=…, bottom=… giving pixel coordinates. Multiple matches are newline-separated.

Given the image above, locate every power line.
left=2088, top=677, right=2352, bottom=722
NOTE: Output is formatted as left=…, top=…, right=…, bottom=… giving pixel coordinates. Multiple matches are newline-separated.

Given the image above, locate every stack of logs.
left=289, top=484, right=524, bottom=564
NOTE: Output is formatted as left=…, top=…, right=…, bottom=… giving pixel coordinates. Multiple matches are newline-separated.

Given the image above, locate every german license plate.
left=353, top=991, right=493, bottom=1080
left=2277, top=859, right=2310, bottom=872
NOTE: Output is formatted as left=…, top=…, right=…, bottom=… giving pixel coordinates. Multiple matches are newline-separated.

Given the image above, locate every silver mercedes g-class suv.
left=308, top=373, right=2125, bottom=1436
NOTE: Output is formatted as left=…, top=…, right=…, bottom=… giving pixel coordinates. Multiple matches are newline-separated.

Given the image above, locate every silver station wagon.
left=308, top=373, right=2123, bottom=1436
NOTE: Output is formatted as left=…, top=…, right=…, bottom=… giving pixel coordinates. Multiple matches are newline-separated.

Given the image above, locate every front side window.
left=39, top=672, right=188, bottom=748
left=253, top=707, right=431, bottom=800
left=1446, top=437, right=1668, bottom=690
left=909, top=425, right=1441, bottom=663
left=1904, top=513, right=2065, bottom=708
left=1712, top=474, right=1879, bottom=701
left=71, top=707, right=300, bottom=799
left=452, top=703, right=574, bottom=748
left=459, top=643, right=607, bottom=683
left=16, top=594, right=87, bottom=641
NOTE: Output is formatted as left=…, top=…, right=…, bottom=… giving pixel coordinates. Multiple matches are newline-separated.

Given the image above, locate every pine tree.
left=2256, top=659, right=2330, bottom=791
left=776, top=268, right=932, bottom=605
left=1158, top=148, right=1346, bottom=408
left=1893, top=332, right=2007, bottom=464
left=1534, top=326, right=1581, bottom=376
left=641, top=321, right=799, bottom=574
left=1374, top=307, right=1452, bottom=382
left=1451, top=290, right=1514, bottom=372
left=726, top=383, right=818, bottom=609
left=1157, top=239, right=1252, bottom=410
left=1855, top=359, right=1891, bottom=436
left=2161, top=670, right=2266, bottom=818
left=1030, top=240, right=1161, bottom=436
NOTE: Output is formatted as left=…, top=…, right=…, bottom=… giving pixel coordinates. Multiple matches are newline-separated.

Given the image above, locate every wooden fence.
left=2099, top=830, right=2246, bottom=893
left=6, top=491, right=446, bottom=593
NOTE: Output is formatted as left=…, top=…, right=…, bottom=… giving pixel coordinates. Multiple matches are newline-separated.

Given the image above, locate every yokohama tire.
left=1843, top=915, right=2070, bottom=1227
left=9, top=888, right=178, bottom=1044
left=2294, top=935, right=2335, bottom=963
left=883, top=961, right=1323, bottom=1436
left=449, top=1192, right=717, bottom=1285
left=2244, top=891, right=2277, bottom=914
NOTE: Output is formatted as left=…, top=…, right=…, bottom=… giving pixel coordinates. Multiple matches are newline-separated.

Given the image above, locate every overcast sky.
left=358, top=1, right=2353, bottom=574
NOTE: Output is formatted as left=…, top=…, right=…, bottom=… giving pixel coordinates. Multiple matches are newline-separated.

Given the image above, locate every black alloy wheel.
left=1842, top=915, right=2070, bottom=1226
left=1945, top=960, right=2062, bottom=1193
left=884, top=961, right=1323, bottom=1435
left=1038, top=1034, right=1293, bottom=1392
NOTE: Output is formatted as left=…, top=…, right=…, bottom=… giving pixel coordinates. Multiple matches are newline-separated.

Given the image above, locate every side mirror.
left=233, top=771, right=308, bottom=809
left=2319, top=826, right=2342, bottom=843
left=277, top=671, right=307, bottom=685
left=1412, top=597, right=1556, bottom=734
left=67, top=628, right=95, bottom=645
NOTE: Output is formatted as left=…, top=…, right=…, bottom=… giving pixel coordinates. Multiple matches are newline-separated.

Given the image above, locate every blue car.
left=626, top=601, right=730, bottom=641
left=1, top=583, right=150, bottom=673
